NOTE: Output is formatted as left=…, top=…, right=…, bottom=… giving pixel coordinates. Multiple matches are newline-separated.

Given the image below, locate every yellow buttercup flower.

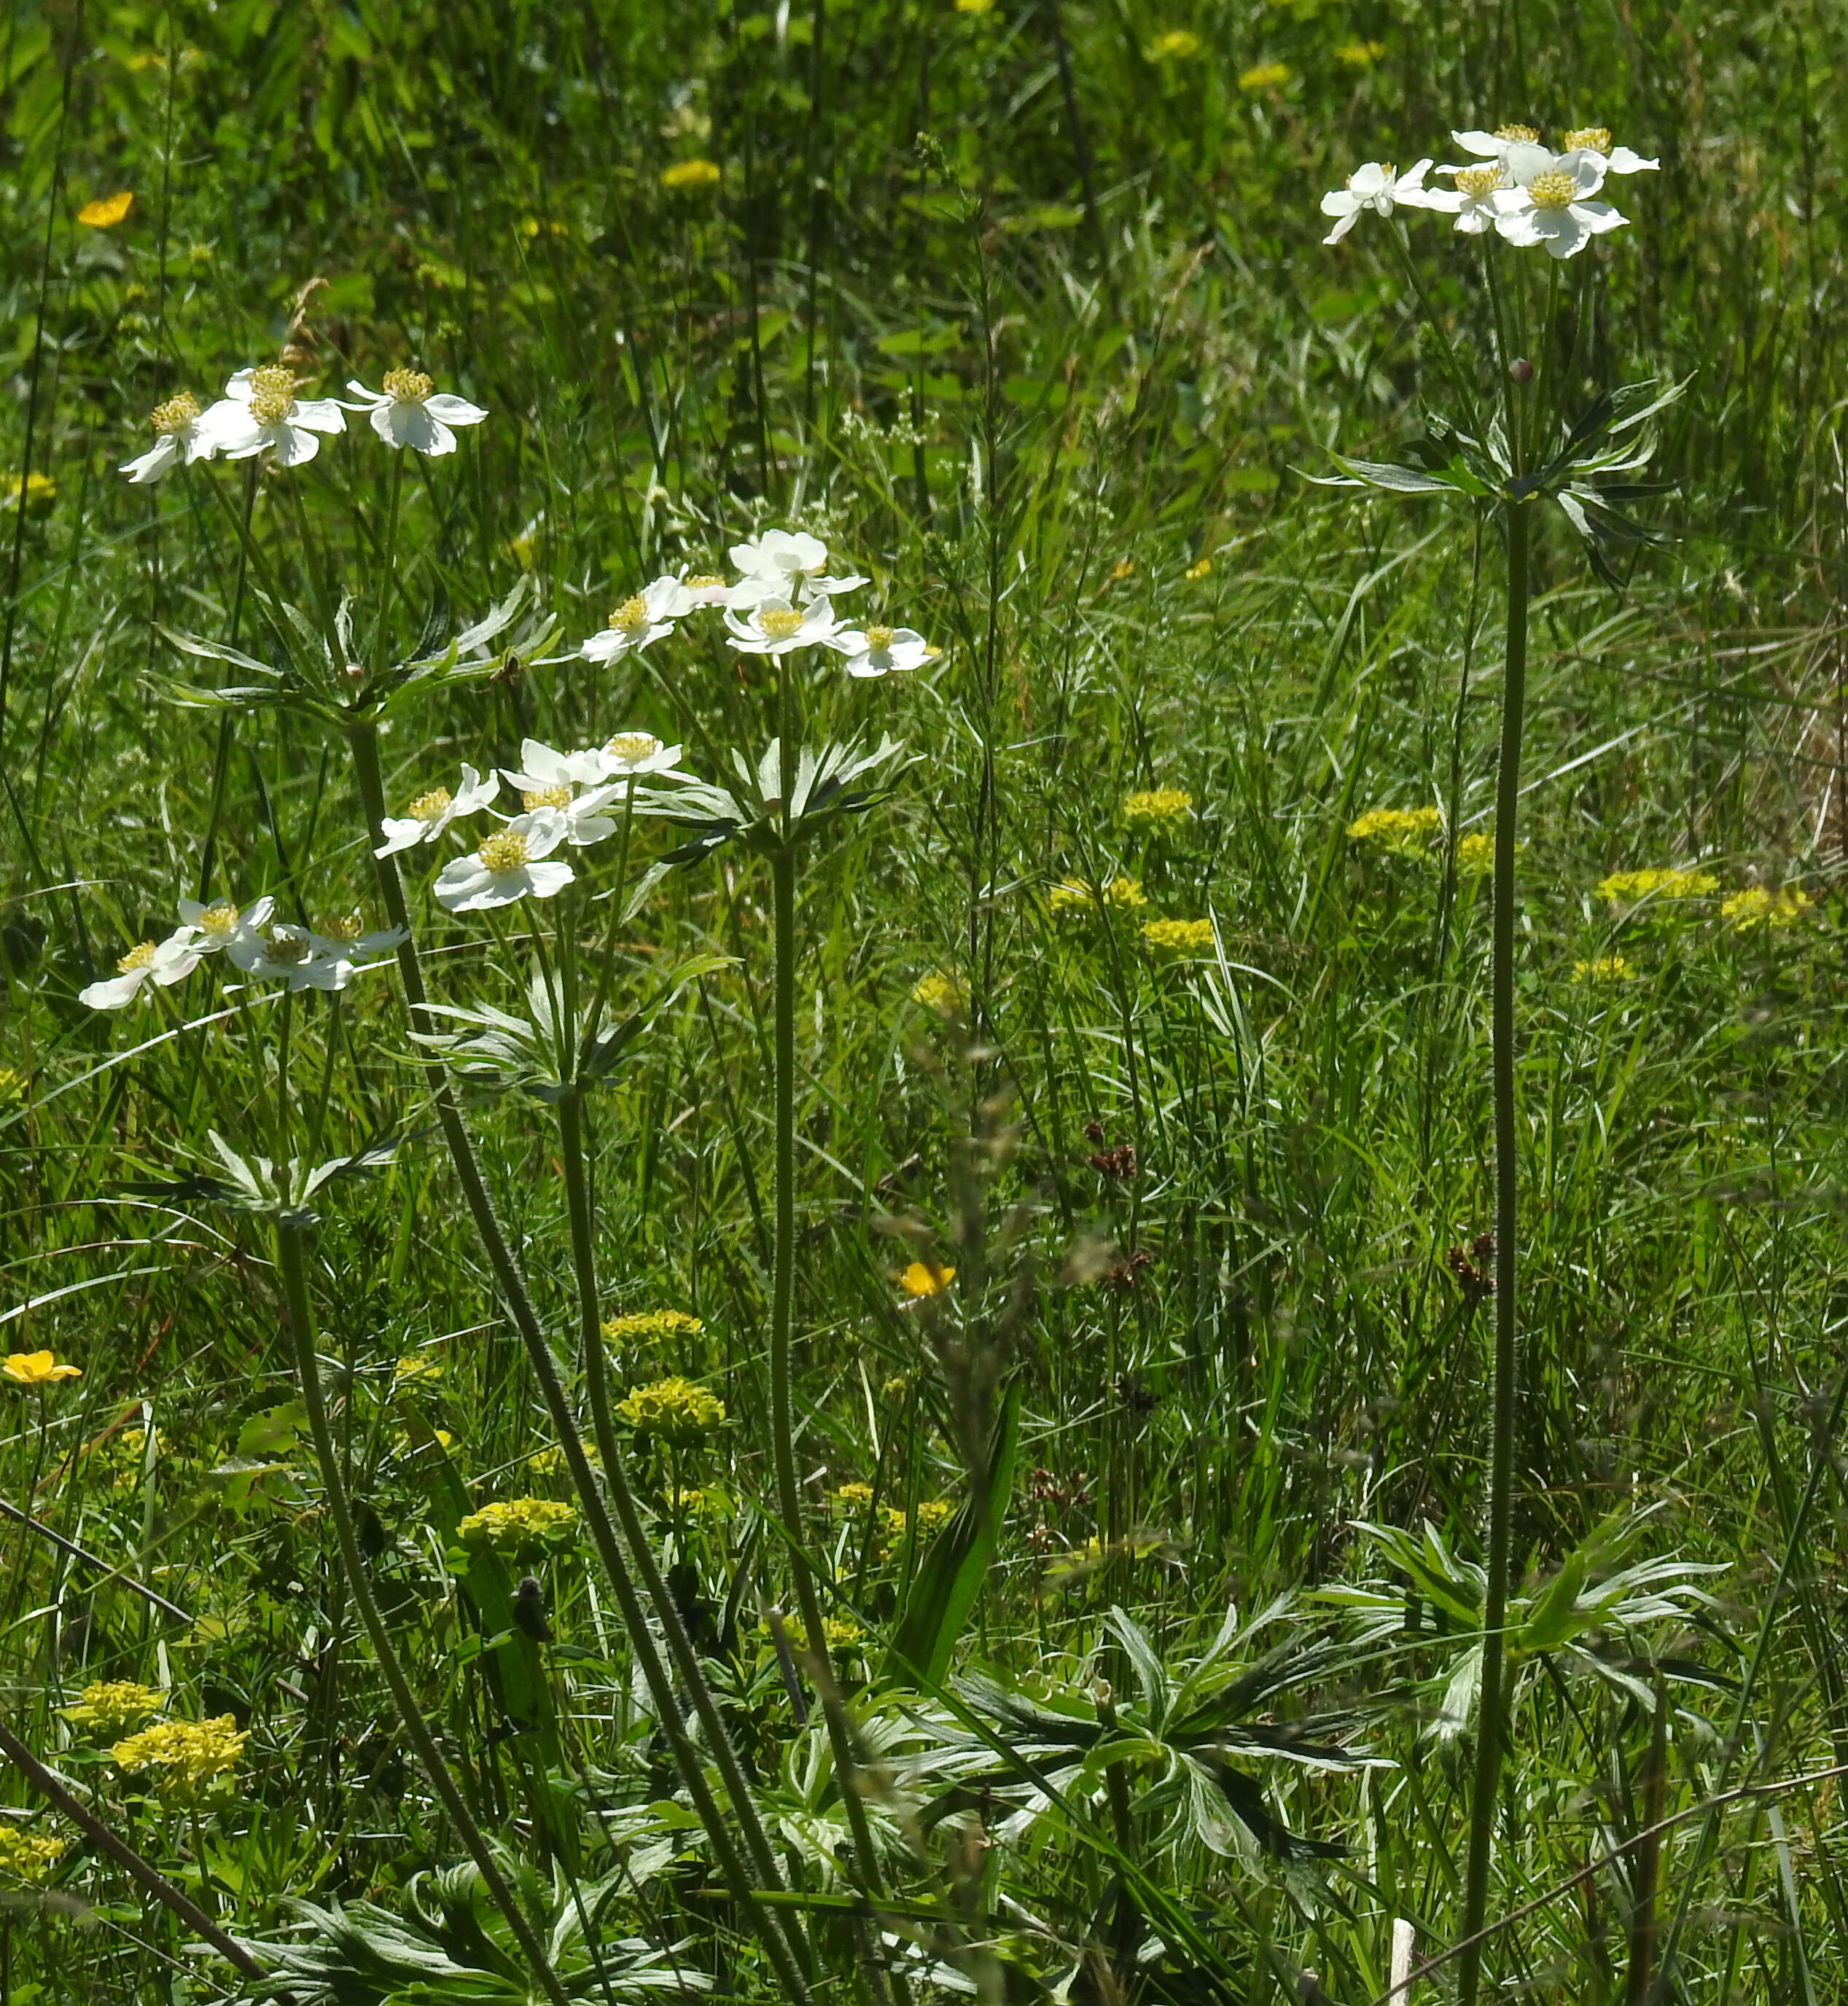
left=1142, top=917, right=1216, bottom=956
left=1183, top=555, right=1213, bottom=579
left=4, top=1350, right=82, bottom=1388
left=660, top=158, right=722, bottom=192
left=111, top=1715, right=247, bottom=1804
left=78, top=190, right=135, bottom=227
left=899, top=1260, right=955, bottom=1298
left=61, top=1679, right=166, bottom=1738
left=616, top=1376, right=727, bottom=1444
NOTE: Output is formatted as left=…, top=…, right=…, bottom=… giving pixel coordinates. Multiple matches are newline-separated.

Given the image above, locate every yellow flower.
left=1595, top=867, right=1718, bottom=904
left=0, top=1829, right=66, bottom=1885
left=616, top=1375, right=727, bottom=1443
left=664, top=1484, right=730, bottom=1521
left=1348, top=806, right=1443, bottom=856
left=1145, top=29, right=1202, bottom=59
left=1238, top=61, right=1290, bottom=90
left=78, top=190, right=135, bottom=227
left=954, top=0, right=996, bottom=13
left=833, top=1481, right=877, bottom=1510
left=1123, top=787, right=1194, bottom=830
left=0, top=1064, right=27, bottom=1101
left=4, top=1350, right=82, bottom=1388
left=110, top=1715, right=247, bottom=1804
left=899, top=1260, right=955, bottom=1298
left=1572, top=955, right=1637, bottom=986
left=526, top=1443, right=600, bottom=1475
left=61, top=1679, right=165, bottom=1738
left=1184, top=555, right=1213, bottom=579
left=878, top=1499, right=955, bottom=1548
left=765, top=1613, right=865, bottom=1655
left=1455, top=832, right=1495, bottom=874
left=601, top=1308, right=704, bottom=1345
left=1722, top=886, right=1813, bottom=933
left=660, top=158, right=722, bottom=192
left=392, top=1352, right=444, bottom=1384
left=456, top=1496, right=580, bottom=1560
left=4, top=472, right=55, bottom=512
left=1142, top=917, right=1217, bottom=956
left=911, top=970, right=967, bottom=1015
left=1048, top=875, right=1147, bottom=916
left=1334, top=39, right=1384, bottom=64
left=1108, top=558, right=1137, bottom=581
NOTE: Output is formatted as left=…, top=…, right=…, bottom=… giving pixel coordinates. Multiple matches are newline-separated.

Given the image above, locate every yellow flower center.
left=864, top=625, right=897, bottom=649
left=685, top=574, right=725, bottom=589
left=478, top=830, right=529, bottom=873
left=1494, top=122, right=1541, bottom=142
left=605, top=732, right=659, bottom=762
left=609, top=594, right=650, bottom=633
left=1562, top=127, right=1611, bottom=155
left=408, top=786, right=453, bottom=822
left=196, top=901, right=240, bottom=937
left=117, top=941, right=157, bottom=973
left=320, top=913, right=363, bottom=941
left=383, top=367, right=433, bottom=402
left=1527, top=171, right=1579, bottom=210
left=522, top=784, right=572, bottom=811
left=246, top=364, right=297, bottom=426
left=1454, top=165, right=1501, bottom=198
left=262, top=927, right=311, bottom=964
left=150, top=391, right=199, bottom=434
left=758, top=607, right=805, bottom=640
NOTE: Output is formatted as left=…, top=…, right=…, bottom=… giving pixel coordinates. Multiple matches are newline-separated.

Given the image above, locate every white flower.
left=1319, top=160, right=1440, bottom=243
left=196, top=366, right=347, bottom=468
left=832, top=623, right=935, bottom=679
left=579, top=576, right=696, bottom=664
left=722, top=596, right=845, bottom=657
left=227, top=921, right=373, bottom=991
left=728, top=528, right=827, bottom=605
left=1559, top=125, right=1656, bottom=174
left=173, top=894, right=276, bottom=959
left=1492, top=151, right=1627, bottom=259
left=79, top=932, right=200, bottom=1010
left=433, top=812, right=575, bottom=913
left=1424, top=162, right=1505, bottom=234
left=119, top=393, right=216, bottom=485
left=374, top=765, right=501, bottom=858
left=598, top=732, right=686, bottom=781
left=341, top=370, right=488, bottom=455
left=499, top=740, right=618, bottom=845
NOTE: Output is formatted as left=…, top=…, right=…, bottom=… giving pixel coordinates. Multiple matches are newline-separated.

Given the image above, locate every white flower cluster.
left=79, top=897, right=404, bottom=1010
left=579, top=528, right=939, bottom=681
left=120, top=365, right=487, bottom=483
left=377, top=732, right=685, bottom=914
left=1321, top=122, right=1656, bottom=260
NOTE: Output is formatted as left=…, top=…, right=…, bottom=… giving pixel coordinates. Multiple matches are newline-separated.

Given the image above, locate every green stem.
left=343, top=716, right=814, bottom=2004
left=275, top=1221, right=569, bottom=2006
left=1456, top=492, right=1530, bottom=2006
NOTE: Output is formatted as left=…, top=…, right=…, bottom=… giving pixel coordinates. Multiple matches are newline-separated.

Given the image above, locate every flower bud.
left=1508, top=358, right=1535, bottom=386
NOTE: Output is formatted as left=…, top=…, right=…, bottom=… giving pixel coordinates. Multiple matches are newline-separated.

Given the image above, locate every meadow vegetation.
left=3, top=0, right=1848, bottom=2001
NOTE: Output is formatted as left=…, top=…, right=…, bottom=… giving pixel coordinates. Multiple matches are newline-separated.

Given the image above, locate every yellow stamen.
left=758, top=607, right=805, bottom=641
left=522, top=784, right=572, bottom=811
left=383, top=367, right=433, bottom=402
left=1527, top=170, right=1578, bottom=210
left=320, top=913, right=363, bottom=941
left=478, top=830, right=530, bottom=873
left=408, top=786, right=453, bottom=822
left=149, top=392, right=199, bottom=434
left=608, top=594, right=651, bottom=633
left=1562, top=127, right=1611, bottom=155
left=685, top=574, right=725, bottom=590
left=1493, top=122, right=1540, bottom=142
left=117, top=941, right=157, bottom=974
left=605, top=733, right=660, bottom=762
left=195, top=902, right=240, bottom=937
left=864, top=625, right=896, bottom=649
left=246, top=364, right=297, bottom=426
left=1454, top=165, right=1501, bottom=198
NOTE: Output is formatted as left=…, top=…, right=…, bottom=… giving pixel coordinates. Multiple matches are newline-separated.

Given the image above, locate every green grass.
left=4, top=0, right=1848, bottom=2001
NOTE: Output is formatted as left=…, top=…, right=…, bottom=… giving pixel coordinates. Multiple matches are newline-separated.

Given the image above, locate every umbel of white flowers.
left=1320, top=120, right=1657, bottom=259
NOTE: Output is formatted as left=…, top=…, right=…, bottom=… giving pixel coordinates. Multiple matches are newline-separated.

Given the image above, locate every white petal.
left=1322, top=211, right=1360, bottom=244
left=523, top=861, right=576, bottom=899
left=289, top=399, right=348, bottom=434
left=580, top=629, right=628, bottom=663
left=433, top=861, right=494, bottom=911
left=377, top=400, right=452, bottom=454
left=424, top=394, right=488, bottom=425
left=1450, top=130, right=1502, bottom=157
left=344, top=380, right=390, bottom=406
left=223, top=367, right=259, bottom=401
left=1320, top=189, right=1358, bottom=218
left=1606, top=147, right=1657, bottom=173
left=375, top=816, right=428, bottom=856
left=120, top=437, right=182, bottom=484
left=79, top=969, right=148, bottom=1009
left=565, top=814, right=616, bottom=846
left=268, top=424, right=322, bottom=468
left=1349, top=162, right=1390, bottom=195
left=1573, top=198, right=1627, bottom=234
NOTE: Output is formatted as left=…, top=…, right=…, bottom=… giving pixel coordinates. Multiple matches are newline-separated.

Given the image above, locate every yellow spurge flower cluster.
left=1455, top=832, right=1495, bottom=873
left=616, top=1375, right=726, bottom=1443
left=1722, top=886, right=1812, bottom=932
left=1048, top=875, right=1146, bottom=916
left=663, top=1485, right=730, bottom=1520
left=61, top=1679, right=165, bottom=1738
left=392, top=1352, right=443, bottom=1383
left=1336, top=39, right=1385, bottom=64
left=1596, top=867, right=1718, bottom=903
left=527, top=1443, right=600, bottom=1475
left=833, top=1482, right=877, bottom=1510
left=1572, top=956, right=1637, bottom=986
left=0, top=1828, right=66, bottom=1884
left=911, top=970, right=966, bottom=1015
left=1123, top=786, right=1194, bottom=830
left=1142, top=917, right=1216, bottom=956
left=1239, top=61, right=1290, bottom=90
left=1145, top=29, right=1201, bottom=59
left=1184, top=556, right=1213, bottom=580
left=601, top=1309, right=704, bottom=1344
left=883, top=1499, right=954, bottom=1542
left=1348, top=805, right=1443, bottom=855
left=110, top=1714, right=248, bottom=1804
left=660, top=158, right=721, bottom=191
left=4, top=1349, right=81, bottom=1387
left=457, top=1496, right=580, bottom=1558
left=767, top=1614, right=865, bottom=1655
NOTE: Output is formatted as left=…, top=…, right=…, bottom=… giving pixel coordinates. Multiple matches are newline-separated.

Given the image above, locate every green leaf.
left=883, top=1383, right=1021, bottom=1690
